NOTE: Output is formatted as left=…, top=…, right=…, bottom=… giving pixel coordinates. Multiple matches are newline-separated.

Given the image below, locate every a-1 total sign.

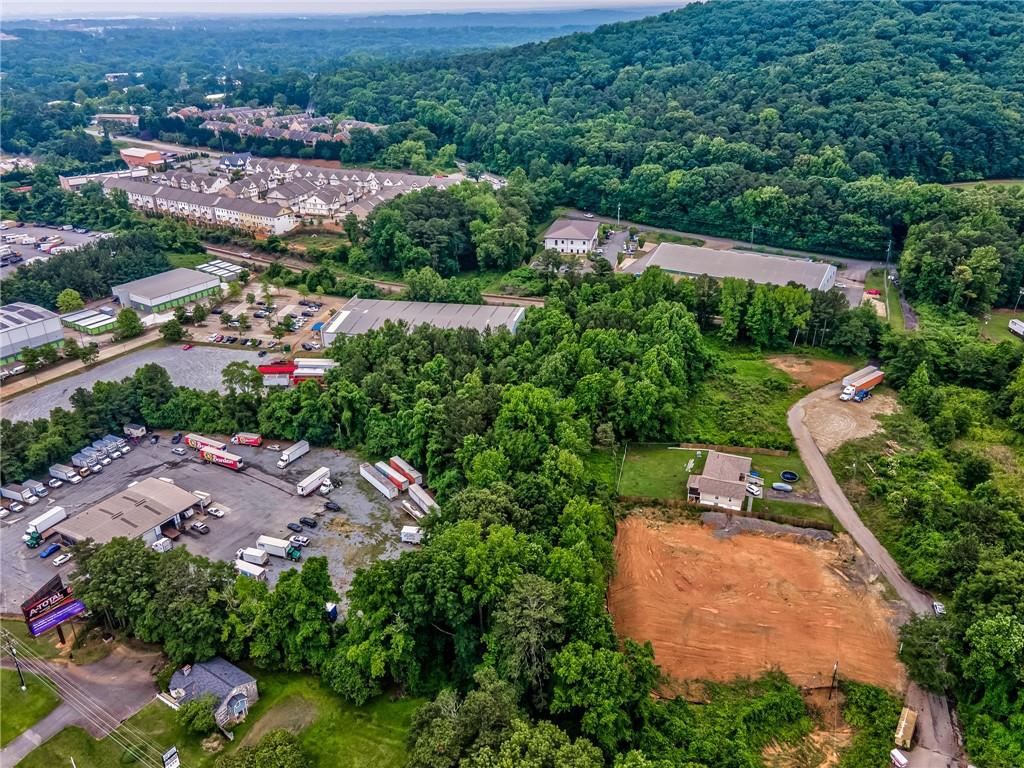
left=20, top=575, right=87, bottom=638
left=163, top=746, right=180, bottom=768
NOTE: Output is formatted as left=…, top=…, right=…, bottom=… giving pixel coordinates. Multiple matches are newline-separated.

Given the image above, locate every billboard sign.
left=20, top=575, right=87, bottom=637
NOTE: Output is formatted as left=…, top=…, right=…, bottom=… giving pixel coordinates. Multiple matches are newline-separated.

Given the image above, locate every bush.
left=176, top=693, right=218, bottom=735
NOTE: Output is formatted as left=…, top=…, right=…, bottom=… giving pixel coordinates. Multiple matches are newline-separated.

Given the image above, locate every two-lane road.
left=788, top=385, right=960, bottom=767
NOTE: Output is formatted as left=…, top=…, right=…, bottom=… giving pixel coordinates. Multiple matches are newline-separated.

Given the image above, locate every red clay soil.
left=767, top=356, right=856, bottom=389
left=608, top=517, right=905, bottom=692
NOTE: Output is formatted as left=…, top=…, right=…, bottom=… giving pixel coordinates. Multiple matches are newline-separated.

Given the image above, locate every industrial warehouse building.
left=54, top=477, right=203, bottom=545
left=320, top=297, right=525, bottom=346
left=623, top=243, right=837, bottom=292
left=0, top=303, right=64, bottom=364
left=112, top=268, right=222, bottom=313
left=61, top=308, right=118, bottom=335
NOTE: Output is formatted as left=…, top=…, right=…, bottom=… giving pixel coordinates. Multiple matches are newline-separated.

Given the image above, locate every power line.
left=2, top=631, right=170, bottom=768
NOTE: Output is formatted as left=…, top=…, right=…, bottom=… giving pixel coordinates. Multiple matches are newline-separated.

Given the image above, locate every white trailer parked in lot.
left=277, top=440, right=310, bottom=468
left=360, top=463, right=398, bottom=500
left=234, top=560, right=267, bottom=581
left=408, top=483, right=439, bottom=513
left=49, top=464, right=83, bottom=484
left=152, top=537, right=173, bottom=553
left=236, top=547, right=270, bottom=565
left=25, top=506, right=67, bottom=536
left=296, top=467, right=332, bottom=496
left=401, top=525, right=423, bottom=544
left=256, top=535, right=291, bottom=558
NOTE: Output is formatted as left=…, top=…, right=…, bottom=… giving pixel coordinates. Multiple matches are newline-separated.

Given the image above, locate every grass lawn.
left=0, top=669, right=61, bottom=747
left=748, top=452, right=814, bottom=492
left=752, top=498, right=837, bottom=528
left=20, top=670, right=420, bottom=768
left=0, top=619, right=63, bottom=660
left=167, top=252, right=210, bottom=269
left=980, top=309, right=1024, bottom=344
left=641, top=230, right=703, bottom=247
left=618, top=445, right=706, bottom=499
left=865, top=269, right=905, bottom=330
left=583, top=447, right=618, bottom=496
left=285, top=232, right=349, bottom=251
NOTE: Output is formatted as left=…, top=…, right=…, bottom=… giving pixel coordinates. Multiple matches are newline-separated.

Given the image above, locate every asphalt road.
left=1, top=345, right=260, bottom=422
left=789, top=385, right=959, bottom=767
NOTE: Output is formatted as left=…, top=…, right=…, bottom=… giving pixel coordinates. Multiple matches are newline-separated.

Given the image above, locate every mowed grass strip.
left=19, top=669, right=419, bottom=768
left=0, top=669, right=62, bottom=747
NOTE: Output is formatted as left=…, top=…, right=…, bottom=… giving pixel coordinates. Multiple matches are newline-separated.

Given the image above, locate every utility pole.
left=9, top=641, right=27, bottom=691
left=616, top=203, right=621, bottom=229
left=1014, top=286, right=1024, bottom=312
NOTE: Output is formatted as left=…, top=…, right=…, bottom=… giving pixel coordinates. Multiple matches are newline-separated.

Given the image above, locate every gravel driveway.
left=1, top=346, right=260, bottom=422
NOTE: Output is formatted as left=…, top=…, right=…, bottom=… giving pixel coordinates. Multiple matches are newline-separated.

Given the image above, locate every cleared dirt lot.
left=608, top=517, right=905, bottom=692
left=766, top=356, right=855, bottom=389
left=800, top=383, right=899, bottom=454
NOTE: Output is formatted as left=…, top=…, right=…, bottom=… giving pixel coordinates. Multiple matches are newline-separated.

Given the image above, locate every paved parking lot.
left=0, top=436, right=408, bottom=613
left=1, top=345, right=260, bottom=422
left=1, top=225, right=109, bottom=279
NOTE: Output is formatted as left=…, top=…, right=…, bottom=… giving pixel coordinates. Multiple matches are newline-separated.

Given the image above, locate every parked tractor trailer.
left=296, top=467, right=332, bottom=496
left=199, top=446, right=244, bottom=470
left=231, top=432, right=263, bottom=446
left=409, top=483, right=439, bottom=513
left=840, top=365, right=884, bottom=401
left=185, top=433, right=227, bottom=451
left=374, top=461, right=409, bottom=491
left=389, top=456, right=422, bottom=485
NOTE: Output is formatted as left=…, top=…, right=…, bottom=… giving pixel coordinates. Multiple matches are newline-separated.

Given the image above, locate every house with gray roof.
left=543, top=218, right=600, bottom=255
left=169, top=658, right=258, bottom=726
left=686, top=450, right=756, bottom=512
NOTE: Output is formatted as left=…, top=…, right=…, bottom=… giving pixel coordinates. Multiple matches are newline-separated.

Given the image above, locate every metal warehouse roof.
left=61, top=309, right=118, bottom=330
left=112, top=268, right=219, bottom=300
left=54, top=477, right=201, bottom=544
left=323, top=297, right=525, bottom=337
left=622, top=243, right=835, bottom=291
left=0, top=303, right=58, bottom=331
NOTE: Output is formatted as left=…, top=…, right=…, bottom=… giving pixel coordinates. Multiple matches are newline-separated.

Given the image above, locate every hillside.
left=314, top=0, right=1024, bottom=256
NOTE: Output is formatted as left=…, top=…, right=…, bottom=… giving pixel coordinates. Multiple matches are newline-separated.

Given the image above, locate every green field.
left=865, top=269, right=905, bottom=330
left=980, top=309, right=1024, bottom=344
left=20, top=670, right=419, bottom=768
left=1, top=669, right=62, bottom=747
left=678, top=349, right=808, bottom=450
left=0, top=619, right=63, bottom=660
left=167, top=252, right=211, bottom=269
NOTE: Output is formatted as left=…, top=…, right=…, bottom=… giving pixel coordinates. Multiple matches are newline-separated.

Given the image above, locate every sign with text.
left=20, top=575, right=87, bottom=637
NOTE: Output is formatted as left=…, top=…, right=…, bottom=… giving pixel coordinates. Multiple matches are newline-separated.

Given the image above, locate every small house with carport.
left=168, top=657, right=259, bottom=726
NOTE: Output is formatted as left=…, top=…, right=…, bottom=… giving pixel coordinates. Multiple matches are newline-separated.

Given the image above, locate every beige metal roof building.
left=623, top=243, right=836, bottom=291
left=320, top=297, right=525, bottom=345
left=112, top=268, right=222, bottom=313
left=54, top=477, right=202, bottom=545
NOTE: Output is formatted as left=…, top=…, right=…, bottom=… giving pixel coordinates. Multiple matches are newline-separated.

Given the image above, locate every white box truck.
left=234, top=560, right=267, bottom=581
left=1, top=484, right=40, bottom=504
left=277, top=440, right=310, bottom=468
left=236, top=547, right=270, bottom=566
left=24, top=480, right=48, bottom=498
left=296, top=467, right=332, bottom=496
left=359, top=463, right=398, bottom=500
left=49, top=464, right=83, bottom=484
left=151, top=537, right=173, bottom=553
left=409, top=483, right=439, bottom=513
left=25, top=506, right=67, bottom=536
left=256, top=535, right=291, bottom=558
left=401, top=525, right=423, bottom=544
left=374, top=461, right=409, bottom=491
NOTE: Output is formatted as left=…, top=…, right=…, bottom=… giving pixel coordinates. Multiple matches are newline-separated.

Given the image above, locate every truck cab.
left=839, top=385, right=855, bottom=401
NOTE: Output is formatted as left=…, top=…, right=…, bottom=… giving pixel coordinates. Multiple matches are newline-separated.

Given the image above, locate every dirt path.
left=788, top=390, right=959, bottom=766
left=767, top=356, right=855, bottom=389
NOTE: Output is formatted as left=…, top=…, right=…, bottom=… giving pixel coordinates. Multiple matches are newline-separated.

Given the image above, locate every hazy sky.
left=4, top=0, right=664, bottom=20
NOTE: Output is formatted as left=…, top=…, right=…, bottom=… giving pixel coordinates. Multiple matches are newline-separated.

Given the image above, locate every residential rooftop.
left=544, top=218, right=600, bottom=241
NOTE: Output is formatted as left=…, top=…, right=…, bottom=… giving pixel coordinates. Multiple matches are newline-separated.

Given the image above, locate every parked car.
left=48, top=478, right=63, bottom=488
left=583, top=212, right=595, bottom=219
left=206, top=507, right=225, bottom=518
left=301, top=311, right=315, bottom=317
left=932, top=601, right=946, bottom=617
left=110, top=450, right=122, bottom=459
left=853, top=389, right=872, bottom=403
left=121, top=445, right=131, bottom=454
left=52, top=553, right=73, bottom=567
left=172, top=447, right=187, bottom=456
left=172, top=432, right=183, bottom=444
left=746, top=484, right=762, bottom=497
left=299, top=516, right=318, bottom=528
left=258, top=350, right=267, bottom=357
left=211, top=307, right=224, bottom=314
left=287, top=522, right=303, bottom=533
left=301, top=343, right=314, bottom=351
left=39, top=543, right=62, bottom=558
left=290, top=535, right=310, bottom=547
left=324, top=501, right=341, bottom=512
left=10, top=501, right=24, bottom=513
left=191, top=521, right=210, bottom=535
left=150, top=434, right=160, bottom=444
left=181, top=343, right=193, bottom=351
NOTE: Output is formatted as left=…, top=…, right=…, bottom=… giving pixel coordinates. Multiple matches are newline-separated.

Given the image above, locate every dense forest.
left=311, top=1, right=1024, bottom=260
